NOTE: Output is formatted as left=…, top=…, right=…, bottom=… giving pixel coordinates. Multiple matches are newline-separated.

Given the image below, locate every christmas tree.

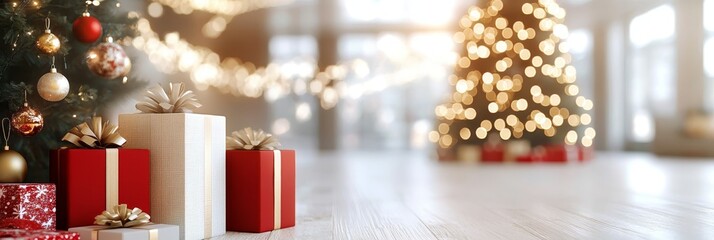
left=0, top=0, right=141, bottom=181
left=431, top=0, right=595, bottom=157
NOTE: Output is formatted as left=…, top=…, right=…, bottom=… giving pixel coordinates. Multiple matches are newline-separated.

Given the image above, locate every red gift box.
left=0, top=229, right=78, bottom=240
left=516, top=154, right=542, bottom=163
left=543, top=145, right=578, bottom=163
left=481, top=145, right=504, bottom=162
left=578, top=146, right=594, bottom=162
left=226, top=150, right=295, bottom=232
left=0, top=184, right=56, bottom=230
left=436, top=147, right=455, bottom=162
left=49, top=149, right=150, bottom=230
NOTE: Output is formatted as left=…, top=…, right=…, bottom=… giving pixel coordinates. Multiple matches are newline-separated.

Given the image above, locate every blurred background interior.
left=107, top=0, right=714, bottom=157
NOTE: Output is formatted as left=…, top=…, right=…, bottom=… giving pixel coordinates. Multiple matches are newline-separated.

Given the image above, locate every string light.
left=134, top=0, right=457, bottom=111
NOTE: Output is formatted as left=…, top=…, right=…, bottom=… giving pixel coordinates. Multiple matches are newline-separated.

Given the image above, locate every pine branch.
left=0, top=0, right=143, bottom=182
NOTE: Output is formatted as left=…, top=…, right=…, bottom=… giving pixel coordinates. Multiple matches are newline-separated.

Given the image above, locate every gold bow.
left=62, top=117, right=126, bottom=148
left=227, top=128, right=280, bottom=150
left=94, top=204, right=151, bottom=228
left=135, top=82, right=202, bottom=113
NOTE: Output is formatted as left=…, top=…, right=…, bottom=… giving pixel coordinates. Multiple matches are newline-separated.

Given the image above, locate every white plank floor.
left=212, top=151, right=714, bottom=239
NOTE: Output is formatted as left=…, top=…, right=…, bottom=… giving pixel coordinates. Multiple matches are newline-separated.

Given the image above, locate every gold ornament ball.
left=36, top=30, right=61, bottom=55
left=37, top=68, right=70, bottom=102
left=11, top=104, right=44, bottom=136
left=0, top=149, right=27, bottom=183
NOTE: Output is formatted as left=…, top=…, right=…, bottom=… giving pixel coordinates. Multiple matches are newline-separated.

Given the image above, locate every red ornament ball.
left=72, top=15, right=102, bottom=43
left=86, top=41, right=129, bottom=79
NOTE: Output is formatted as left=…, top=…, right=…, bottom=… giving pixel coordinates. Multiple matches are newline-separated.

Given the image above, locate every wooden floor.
left=213, top=151, right=714, bottom=239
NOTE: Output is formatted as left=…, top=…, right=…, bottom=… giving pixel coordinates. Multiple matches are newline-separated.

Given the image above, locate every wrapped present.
left=226, top=128, right=295, bottom=232
left=516, top=146, right=546, bottom=163
left=481, top=145, right=504, bottom=162
left=543, top=145, right=579, bottom=163
left=118, top=83, right=226, bottom=240
left=578, top=146, right=594, bottom=162
left=50, top=117, right=150, bottom=230
left=504, top=140, right=530, bottom=163
left=0, top=229, right=78, bottom=240
left=0, top=183, right=56, bottom=230
left=68, top=204, right=179, bottom=240
left=436, top=147, right=455, bottom=162
left=456, top=145, right=480, bottom=164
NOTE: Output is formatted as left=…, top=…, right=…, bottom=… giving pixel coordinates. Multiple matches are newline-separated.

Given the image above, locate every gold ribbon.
left=226, top=128, right=280, bottom=150
left=106, top=149, right=119, bottom=210
left=135, top=82, right=202, bottom=113
left=204, top=117, right=213, bottom=239
left=94, top=204, right=151, bottom=228
left=273, top=150, right=281, bottom=230
left=62, top=117, right=126, bottom=148
left=91, top=205, right=153, bottom=240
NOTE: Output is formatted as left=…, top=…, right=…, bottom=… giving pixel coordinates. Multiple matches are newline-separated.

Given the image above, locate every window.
left=627, top=4, right=676, bottom=143
left=268, top=35, right=319, bottom=149
left=704, top=0, right=714, bottom=111
left=338, top=32, right=455, bottom=150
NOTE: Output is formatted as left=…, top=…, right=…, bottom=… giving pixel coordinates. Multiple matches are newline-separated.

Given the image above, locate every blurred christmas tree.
left=431, top=0, right=595, bottom=157
left=0, top=0, right=142, bottom=181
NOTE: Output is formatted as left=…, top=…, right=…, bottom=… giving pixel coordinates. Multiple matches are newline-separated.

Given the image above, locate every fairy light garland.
left=131, top=0, right=458, bottom=110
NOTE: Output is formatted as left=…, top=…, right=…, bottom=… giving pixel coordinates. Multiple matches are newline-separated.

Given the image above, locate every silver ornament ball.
left=37, top=68, right=70, bottom=102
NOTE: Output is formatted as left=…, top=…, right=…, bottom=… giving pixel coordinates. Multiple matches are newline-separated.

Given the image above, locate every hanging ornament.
left=86, top=36, right=129, bottom=79
left=72, top=2, right=102, bottom=43
left=0, top=118, right=27, bottom=183
left=11, top=91, right=43, bottom=136
left=37, top=56, right=70, bottom=102
left=36, top=15, right=60, bottom=54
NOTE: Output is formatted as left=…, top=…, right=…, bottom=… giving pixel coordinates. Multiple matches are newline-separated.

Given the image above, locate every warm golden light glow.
left=481, top=120, right=493, bottom=131
left=428, top=131, right=440, bottom=142
left=476, top=127, right=488, bottom=139
left=439, top=123, right=450, bottom=134
left=460, top=127, right=472, bottom=140
left=565, top=130, right=577, bottom=145
left=488, top=102, right=499, bottom=113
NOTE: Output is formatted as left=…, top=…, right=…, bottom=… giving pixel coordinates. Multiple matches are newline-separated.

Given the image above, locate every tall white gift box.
left=119, top=113, right=226, bottom=240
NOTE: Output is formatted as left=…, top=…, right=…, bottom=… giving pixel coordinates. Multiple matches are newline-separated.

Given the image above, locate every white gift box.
left=119, top=113, right=226, bottom=240
left=69, top=224, right=179, bottom=240
left=456, top=145, right=481, bottom=163
left=505, top=140, right=531, bottom=162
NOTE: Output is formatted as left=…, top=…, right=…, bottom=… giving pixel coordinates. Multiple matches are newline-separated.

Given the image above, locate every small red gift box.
left=49, top=149, right=150, bottom=230
left=0, top=229, right=78, bottom=240
left=481, top=145, right=504, bottom=162
left=516, top=154, right=543, bottom=163
left=543, top=145, right=578, bottom=163
left=226, top=150, right=295, bottom=232
left=0, top=184, right=56, bottom=230
left=579, top=146, right=594, bottom=161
